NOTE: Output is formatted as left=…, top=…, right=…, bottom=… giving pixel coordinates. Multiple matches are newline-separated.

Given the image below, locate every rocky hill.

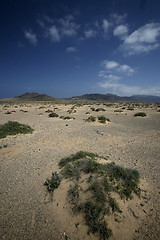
left=71, top=93, right=160, bottom=103
left=15, top=92, right=55, bottom=101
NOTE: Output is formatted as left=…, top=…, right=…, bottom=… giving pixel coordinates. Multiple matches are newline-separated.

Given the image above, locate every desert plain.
left=0, top=101, right=160, bottom=240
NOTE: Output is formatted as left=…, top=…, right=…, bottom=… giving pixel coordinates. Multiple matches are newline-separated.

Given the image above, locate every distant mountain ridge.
left=71, top=93, right=160, bottom=103
left=15, top=92, right=55, bottom=101
left=1, top=92, right=159, bottom=103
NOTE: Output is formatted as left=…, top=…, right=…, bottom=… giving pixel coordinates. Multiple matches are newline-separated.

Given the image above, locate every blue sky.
left=0, top=0, right=160, bottom=98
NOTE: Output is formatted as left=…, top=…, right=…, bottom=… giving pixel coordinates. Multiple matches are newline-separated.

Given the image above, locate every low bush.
left=59, top=151, right=98, bottom=168
left=48, top=112, right=59, bottom=117
left=0, top=121, right=34, bottom=139
left=127, top=107, right=134, bottom=111
left=114, top=109, right=123, bottom=113
left=45, top=152, right=141, bottom=240
left=95, top=108, right=106, bottom=112
left=134, top=112, right=147, bottom=117
left=44, top=172, right=61, bottom=192
left=60, top=116, right=74, bottom=120
left=98, top=116, right=110, bottom=124
left=45, top=109, right=53, bottom=113
left=85, top=116, right=96, bottom=122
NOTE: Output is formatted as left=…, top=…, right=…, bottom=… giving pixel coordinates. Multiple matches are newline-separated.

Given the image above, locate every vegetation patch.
left=48, top=112, right=59, bottom=117
left=85, top=116, right=96, bottom=122
left=45, top=151, right=140, bottom=239
left=127, top=107, right=134, bottom=111
left=114, top=109, right=123, bottom=113
left=95, top=108, right=106, bottom=112
left=5, top=110, right=16, bottom=114
left=45, top=109, right=53, bottom=113
left=44, top=172, right=61, bottom=192
left=134, top=112, right=147, bottom=117
left=98, top=116, right=110, bottom=124
left=85, top=116, right=110, bottom=124
left=60, top=116, right=75, bottom=120
left=20, top=109, right=28, bottom=113
left=0, top=121, right=34, bottom=139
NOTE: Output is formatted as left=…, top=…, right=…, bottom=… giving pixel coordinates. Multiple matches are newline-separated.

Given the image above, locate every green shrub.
left=68, top=183, right=79, bottom=203
left=85, top=116, right=96, bottom=122
left=48, top=112, right=59, bottom=117
left=59, top=151, right=98, bottom=168
left=20, top=110, right=28, bottom=113
left=45, top=109, right=53, bottom=113
left=45, top=152, right=141, bottom=240
left=5, top=111, right=12, bottom=114
left=127, top=107, right=134, bottom=111
left=95, top=108, right=106, bottom=112
left=114, top=109, right=123, bottom=113
left=80, top=200, right=112, bottom=239
left=63, top=163, right=80, bottom=180
left=98, top=116, right=110, bottom=124
left=134, top=112, right=147, bottom=117
left=44, top=172, right=61, bottom=192
left=60, top=116, right=73, bottom=120
left=0, top=121, right=34, bottom=139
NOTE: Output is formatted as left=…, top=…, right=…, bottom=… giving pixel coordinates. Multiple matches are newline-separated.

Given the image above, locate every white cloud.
left=62, top=28, right=77, bottom=37
left=24, top=30, right=37, bottom=45
left=125, top=23, right=160, bottom=44
left=99, top=72, right=121, bottom=81
left=102, top=19, right=110, bottom=33
left=114, top=25, right=128, bottom=39
left=98, top=60, right=136, bottom=95
left=66, top=46, right=77, bottom=53
left=104, top=60, right=119, bottom=69
left=49, top=25, right=60, bottom=42
left=59, top=15, right=80, bottom=37
left=84, top=29, right=97, bottom=39
left=122, top=22, right=160, bottom=55
left=102, top=60, right=135, bottom=75
left=38, top=14, right=80, bottom=42
left=118, top=64, right=135, bottom=74
left=111, top=13, right=127, bottom=25
left=98, top=81, right=160, bottom=96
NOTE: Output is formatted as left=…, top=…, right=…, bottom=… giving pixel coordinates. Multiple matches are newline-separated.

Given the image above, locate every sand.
left=0, top=102, right=160, bottom=240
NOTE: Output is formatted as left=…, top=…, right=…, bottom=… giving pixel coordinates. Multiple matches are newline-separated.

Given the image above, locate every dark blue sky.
left=0, top=0, right=160, bottom=98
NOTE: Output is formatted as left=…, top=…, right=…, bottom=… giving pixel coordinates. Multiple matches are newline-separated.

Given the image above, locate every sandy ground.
left=0, top=102, right=160, bottom=240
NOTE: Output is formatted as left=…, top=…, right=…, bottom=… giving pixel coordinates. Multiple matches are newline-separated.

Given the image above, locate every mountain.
left=15, top=92, right=55, bottom=101
left=131, top=95, right=160, bottom=103
left=71, top=93, right=160, bottom=103
left=71, top=93, right=131, bottom=102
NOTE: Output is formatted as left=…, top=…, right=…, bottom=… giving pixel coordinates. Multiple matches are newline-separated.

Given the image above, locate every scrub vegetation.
left=0, top=121, right=34, bottom=139
left=45, top=151, right=140, bottom=240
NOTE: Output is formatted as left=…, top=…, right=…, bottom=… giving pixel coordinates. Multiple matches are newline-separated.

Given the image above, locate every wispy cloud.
left=24, top=30, right=38, bottom=45
left=103, top=60, right=135, bottom=75
left=59, top=15, right=80, bottom=37
left=38, top=14, right=80, bottom=42
left=84, top=29, right=97, bottom=39
left=98, top=81, right=160, bottom=96
left=98, top=59, right=138, bottom=96
left=113, top=25, right=128, bottom=39
left=111, top=13, right=127, bottom=25
left=121, top=22, right=160, bottom=55
left=48, top=25, right=60, bottom=42
left=104, top=60, right=119, bottom=69
left=102, top=19, right=110, bottom=34
left=99, top=71, right=121, bottom=81
left=66, top=46, right=77, bottom=53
